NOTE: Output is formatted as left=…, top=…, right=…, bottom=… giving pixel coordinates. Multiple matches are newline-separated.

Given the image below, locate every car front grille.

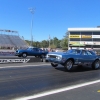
left=48, top=55, right=57, bottom=58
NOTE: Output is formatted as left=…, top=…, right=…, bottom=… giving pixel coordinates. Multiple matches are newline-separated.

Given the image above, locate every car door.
left=80, top=50, right=91, bottom=65
left=32, top=48, right=39, bottom=56
left=86, top=51, right=97, bottom=64
left=28, top=48, right=37, bottom=56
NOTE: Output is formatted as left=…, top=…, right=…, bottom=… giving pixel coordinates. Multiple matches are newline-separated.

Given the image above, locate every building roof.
left=68, top=28, right=100, bottom=32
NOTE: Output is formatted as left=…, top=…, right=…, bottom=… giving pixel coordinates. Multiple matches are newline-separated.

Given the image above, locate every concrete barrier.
left=0, top=52, right=15, bottom=56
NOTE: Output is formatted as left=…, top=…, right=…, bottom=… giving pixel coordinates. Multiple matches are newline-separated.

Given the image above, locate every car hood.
left=16, top=49, right=28, bottom=52
left=48, top=52, right=68, bottom=56
left=47, top=51, right=78, bottom=56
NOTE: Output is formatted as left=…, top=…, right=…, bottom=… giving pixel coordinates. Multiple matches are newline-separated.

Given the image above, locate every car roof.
left=28, top=46, right=39, bottom=49
left=70, top=49, right=96, bottom=55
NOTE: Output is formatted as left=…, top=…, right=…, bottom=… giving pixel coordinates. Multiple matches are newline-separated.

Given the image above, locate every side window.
left=72, top=50, right=76, bottom=54
left=36, top=48, right=39, bottom=51
left=72, top=50, right=77, bottom=54
left=33, top=48, right=37, bottom=51
left=87, top=51, right=93, bottom=55
left=39, top=49, right=43, bottom=51
left=82, top=51, right=87, bottom=55
left=76, top=50, right=80, bottom=54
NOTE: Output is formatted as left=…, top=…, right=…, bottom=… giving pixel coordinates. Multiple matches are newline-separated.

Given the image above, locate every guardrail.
left=0, top=52, right=15, bottom=56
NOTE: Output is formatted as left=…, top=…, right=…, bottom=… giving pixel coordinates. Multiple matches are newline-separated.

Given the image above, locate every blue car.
left=46, top=49, right=100, bottom=71
left=15, top=47, right=48, bottom=58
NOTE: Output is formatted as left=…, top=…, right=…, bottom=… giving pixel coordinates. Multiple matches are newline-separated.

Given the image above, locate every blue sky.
left=0, top=0, right=100, bottom=42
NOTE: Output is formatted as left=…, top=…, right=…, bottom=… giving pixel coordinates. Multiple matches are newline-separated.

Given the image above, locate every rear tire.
left=64, top=60, right=73, bottom=71
left=51, top=63, right=58, bottom=67
left=92, top=60, right=100, bottom=70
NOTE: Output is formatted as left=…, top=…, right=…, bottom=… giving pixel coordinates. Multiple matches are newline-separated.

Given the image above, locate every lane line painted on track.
left=97, top=90, right=100, bottom=92
left=13, top=80, right=100, bottom=100
left=0, top=63, right=50, bottom=69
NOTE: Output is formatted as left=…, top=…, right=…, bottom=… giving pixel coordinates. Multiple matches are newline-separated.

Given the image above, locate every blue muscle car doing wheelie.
left=46, top=49, right=100, bottom=71
left=15, top=47, right=48, bottom=58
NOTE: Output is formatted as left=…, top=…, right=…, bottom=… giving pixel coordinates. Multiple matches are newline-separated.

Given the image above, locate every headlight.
left=16, top=50, right=19, bottom=53
left=56, top=55, right=62, bottom=60
left=16, top=51, right=22, bottom=53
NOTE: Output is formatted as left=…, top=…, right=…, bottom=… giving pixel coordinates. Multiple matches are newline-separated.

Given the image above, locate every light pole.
left=29, top=7, right=35, bottom=46
left=67, top=31, right=70, bottom=50
left=49, top=35, right=50, bottom=49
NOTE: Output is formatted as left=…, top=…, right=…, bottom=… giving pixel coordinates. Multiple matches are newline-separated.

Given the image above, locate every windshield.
left=66, top=49, right=81, bottom=54
left=27, top=48, right=32, bottom=50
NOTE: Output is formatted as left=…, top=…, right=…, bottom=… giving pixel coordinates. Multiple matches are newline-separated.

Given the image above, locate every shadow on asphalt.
left=55, top=65, right=99, bottom=72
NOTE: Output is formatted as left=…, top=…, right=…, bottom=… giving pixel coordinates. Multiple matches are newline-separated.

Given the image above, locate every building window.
left=93, top=32, right=100, bottom=35
left=81, top=32, right=92, bottom=35
left=70, top=32, right=80, bottom=35
left=92, top=45, right=100, bottom=48
left=70, top=38, right=80, bottom=41
left=93, top=38, right=100, bottom=41
left=81, top=38, right=92, bottom=41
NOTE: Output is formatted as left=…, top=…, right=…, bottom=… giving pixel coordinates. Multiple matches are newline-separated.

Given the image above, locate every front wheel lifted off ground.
left=64, top=60, right=73, bottom=71
left=22, top=53, right=27, bottom=58
left=92, top=60, right=100, bottom=70
left=51, top=63, right=58, bottom=67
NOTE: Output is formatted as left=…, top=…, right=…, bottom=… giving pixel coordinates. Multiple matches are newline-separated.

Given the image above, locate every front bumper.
left=46, top=58, right=65, bottom=64
left=15, top=52, right=22, bottom=56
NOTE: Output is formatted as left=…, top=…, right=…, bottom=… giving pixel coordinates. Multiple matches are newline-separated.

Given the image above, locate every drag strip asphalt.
left=0, top=63, right=100, bottom=100
left=0, top=62, right=50, bottom=69
left=15, top=80, right=100, bottom=100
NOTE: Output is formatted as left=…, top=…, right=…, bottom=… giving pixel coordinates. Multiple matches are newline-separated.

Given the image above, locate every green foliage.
left=60, top=38, right=68, bottom=50
left=25, top=35, right=68, bottom=49
left=61, top=31, right=69, bottom=50
left=41, top=40, right=49, bottom=48
left=25, top=40, right=30, bottom=45
left=50, top=44, right=56, bottom=49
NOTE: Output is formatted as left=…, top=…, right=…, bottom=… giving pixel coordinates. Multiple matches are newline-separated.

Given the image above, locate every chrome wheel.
left=65, top=60, right=73, bottom=71
left=22, top=53, right=27, bottom=58
left=94, top=61, right=100, bottom=69
left=92, top=60, right=100, bottom=70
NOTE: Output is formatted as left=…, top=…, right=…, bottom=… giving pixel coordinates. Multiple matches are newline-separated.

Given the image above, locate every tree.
left=41, top=40, right=49, bottom=48
left=52, top=37, right=61, bottom=48
left=25, top=35, right=68, bottom=49
left=25, top=40, right=30, bottom=45
left=60, top=36, right=68, bottom=50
